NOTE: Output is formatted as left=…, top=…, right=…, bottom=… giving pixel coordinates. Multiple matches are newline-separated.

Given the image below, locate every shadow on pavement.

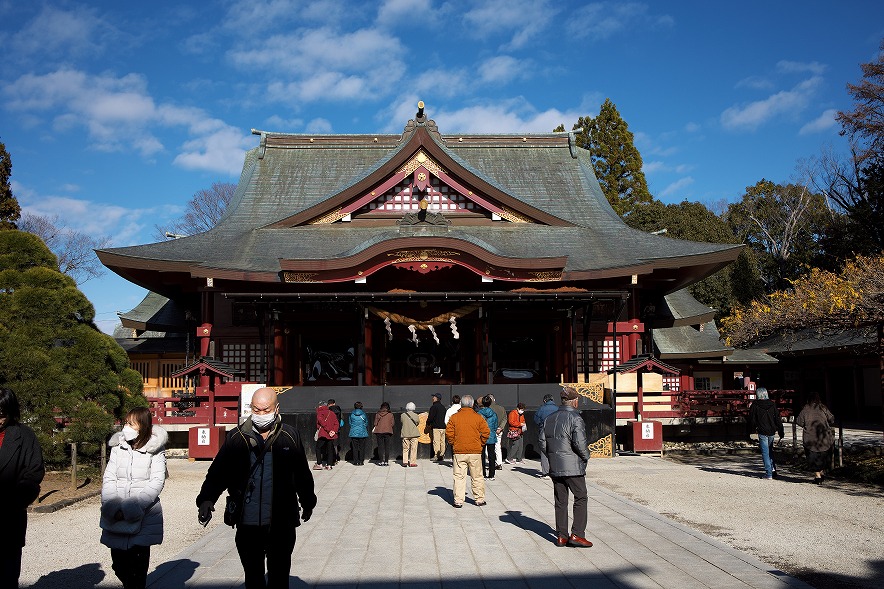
left=148, top=558, right=199, bottom=588
left=499, top=510, right=556, bottom=542
left=29, top=562, right=105, bottom=589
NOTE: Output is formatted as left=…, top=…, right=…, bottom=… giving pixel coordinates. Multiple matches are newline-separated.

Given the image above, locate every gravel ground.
left=590, top=451, right=884, bottom=589
left=19, top=435, right=884, bottom=589
left=21, top=459, right=220, bottom=588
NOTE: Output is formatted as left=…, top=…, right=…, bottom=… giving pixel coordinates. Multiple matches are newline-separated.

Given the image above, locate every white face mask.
left=518, top=410, right=524, bottom=415
left=251, top=412, right=277, bottom=431
left=122, top=425, right=139, bottom=441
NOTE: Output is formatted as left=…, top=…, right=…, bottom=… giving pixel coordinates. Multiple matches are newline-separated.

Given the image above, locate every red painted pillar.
left=196, top=324, right=212, bottom=390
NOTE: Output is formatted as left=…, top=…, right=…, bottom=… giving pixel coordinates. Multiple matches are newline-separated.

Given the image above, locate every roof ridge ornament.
left=401, top=100, right=444, bottom=144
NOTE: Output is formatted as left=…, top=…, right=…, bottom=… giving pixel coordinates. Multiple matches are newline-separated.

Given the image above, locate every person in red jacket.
left=505, top=403, right=527, bottom=464
left=315, top=403, right=339, bottom=470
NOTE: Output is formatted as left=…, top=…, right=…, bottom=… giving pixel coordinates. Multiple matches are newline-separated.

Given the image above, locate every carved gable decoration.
left=309, top=148, right=534, bottom=224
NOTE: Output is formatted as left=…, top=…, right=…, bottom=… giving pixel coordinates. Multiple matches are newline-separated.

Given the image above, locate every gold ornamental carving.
left=562, top=380, right=605, bottom=404
left=398, top=149, right=445, bottom=177
left=588, top=434, right=613, bottom=458
left=526, top=270, right=563, bottom=282
left=308, top=208, right=348, bottom=225
left=497, top=206, right=532, bottom=224
left=387, top=249, right=461, bottom=264
left=282, top=272, right=320, bottom=283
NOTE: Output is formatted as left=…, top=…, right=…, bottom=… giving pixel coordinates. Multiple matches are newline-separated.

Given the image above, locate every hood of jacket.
left=111, top=425, right=168, bottom=454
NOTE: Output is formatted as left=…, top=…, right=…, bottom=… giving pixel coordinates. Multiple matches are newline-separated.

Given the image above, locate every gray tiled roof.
left=117, top=291, right=188, bottom=332
left=654, top=321, right=733, bottom=359
left=99, top=125, right=741, bottom=286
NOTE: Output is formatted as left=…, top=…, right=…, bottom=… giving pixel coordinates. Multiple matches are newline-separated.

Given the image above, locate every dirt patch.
left=30, top=470, right=102, bottom=512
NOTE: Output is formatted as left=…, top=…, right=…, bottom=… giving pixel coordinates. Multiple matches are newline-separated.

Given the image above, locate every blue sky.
left=2, top=0, right=883, bottom=334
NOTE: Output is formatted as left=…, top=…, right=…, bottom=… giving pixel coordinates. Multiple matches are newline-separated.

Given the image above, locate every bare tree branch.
left=154, top=181, right=235, bottom=240
left=17, top=213, right=112, bottom=284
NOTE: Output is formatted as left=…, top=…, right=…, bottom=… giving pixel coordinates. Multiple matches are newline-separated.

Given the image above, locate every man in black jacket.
left=748, top=387, right=784, bottom=480
left=197, top=388, right=316, bottom=588
left=0, top=388, right=45, bottom=588
left=538, top=387, right=592, bottom=548
left=427, top=393, right=447, bottom=461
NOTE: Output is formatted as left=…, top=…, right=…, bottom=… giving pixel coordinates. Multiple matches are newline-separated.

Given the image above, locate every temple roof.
left=97, top=110, right=742, bottom=297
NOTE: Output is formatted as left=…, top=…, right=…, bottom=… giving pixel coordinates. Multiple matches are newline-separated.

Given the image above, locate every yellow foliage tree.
left=722, top=255, right=883, bottom=347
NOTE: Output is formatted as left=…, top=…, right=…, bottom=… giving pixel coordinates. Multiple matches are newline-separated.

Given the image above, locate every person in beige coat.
left=796, top=392, right=835, bottom=484
left=400, top=402, right=421, bottom=467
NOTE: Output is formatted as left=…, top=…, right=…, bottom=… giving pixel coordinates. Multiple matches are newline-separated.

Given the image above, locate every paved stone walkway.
left=148, top=458, right=812, bottom=589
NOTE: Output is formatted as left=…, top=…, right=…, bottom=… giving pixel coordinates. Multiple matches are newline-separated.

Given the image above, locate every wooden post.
left=70, top=443, right=77, bottom=490
left=101, top=439, right=107, bottom=471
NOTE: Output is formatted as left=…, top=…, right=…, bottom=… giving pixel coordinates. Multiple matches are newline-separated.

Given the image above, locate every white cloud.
left=777, top=60, right=827, bottom=76
left=3, top=68, right=255, bottom=174
left=264, top=115, right=305, bottom=130
left=566, top=2, right=673, bottom=41
left=659, top=177, right=694, bottom=199
left=478, top=56, right=527, bottom=84
left=174, top=127, right=255, bottom=175
left=15, top=183, right=173, bottom=247
left=735, top=75, right=774, bottom=91
left=463, top=0, right=556, bottom=49
left=684, top=122, right=701, bottom=133
left=424, top=100, right=583, bottom=134
left=305, top=118, right=333, bottom=133
left=720, top=76, right=822, bottom=131
left=376, top=0, right=432, bottom=26
left=229, top=26, right=406, bottom=103
left=643, top=161, right=665, bottom=174
left=799, top=109, right=837, bottom=135
left=7, top=6, right=117, bottom=62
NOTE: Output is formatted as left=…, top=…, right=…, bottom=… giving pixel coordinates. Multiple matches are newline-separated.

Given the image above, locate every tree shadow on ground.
left=29, top=562, right=105, bottom=589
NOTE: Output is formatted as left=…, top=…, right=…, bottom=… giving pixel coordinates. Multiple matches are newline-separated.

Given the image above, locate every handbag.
left=506, top=428, right=522, bottom=440
left=223, top=495, right=241, bottom=526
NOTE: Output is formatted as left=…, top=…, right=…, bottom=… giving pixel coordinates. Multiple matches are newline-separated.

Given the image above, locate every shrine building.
left=99, top=103, right=758, bottom=417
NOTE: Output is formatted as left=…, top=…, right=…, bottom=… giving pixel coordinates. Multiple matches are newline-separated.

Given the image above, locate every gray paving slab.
left=146, top=458, right=813, bottom=589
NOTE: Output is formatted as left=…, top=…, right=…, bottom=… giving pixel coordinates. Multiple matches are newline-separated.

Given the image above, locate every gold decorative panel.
left=398, top=150, right=446, bottom=177
left=498, top=206, right=531, bottom=223
left=588, top=434, right=613, bottom=458
left=387, top=249, right=461, bottom=264
left=562, top=380, right=605, bottom=404
left=527, top=271, right=563, bottom=282
left=308, top=208, right=347, bottom=225
left=281, top=272, right=320, bottom=283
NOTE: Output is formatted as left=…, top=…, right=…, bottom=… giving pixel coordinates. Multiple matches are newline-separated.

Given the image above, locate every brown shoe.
left=555, top=536, right=569, bottom=547
left=568, top=534, right=593, bottom=548
left=409, top=463, right=418, bottom=467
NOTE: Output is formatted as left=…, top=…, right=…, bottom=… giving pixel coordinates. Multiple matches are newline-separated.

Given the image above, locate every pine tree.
left=0, top=230, right=145, bottom=463
left=567, top=99, right=653, bottom=217
left=0, top=141, right=21, bottom=230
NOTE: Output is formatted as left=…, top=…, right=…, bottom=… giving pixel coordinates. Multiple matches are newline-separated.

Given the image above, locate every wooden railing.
left=675, top=389, right=796, bottom=420
left=146, top=393, right=240, bottom=425
left=613, top=389, right=796, bottom=421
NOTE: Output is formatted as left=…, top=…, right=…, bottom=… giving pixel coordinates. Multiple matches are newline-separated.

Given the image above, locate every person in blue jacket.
left=534, top=394, right=558, bottom=477
left=348, top=402, right=369, bottom=465
left=477, top=395, right=499, bottom=481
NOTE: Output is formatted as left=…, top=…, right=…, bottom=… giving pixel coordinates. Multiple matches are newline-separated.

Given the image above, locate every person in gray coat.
left=538, top=387, right=592, bottom=548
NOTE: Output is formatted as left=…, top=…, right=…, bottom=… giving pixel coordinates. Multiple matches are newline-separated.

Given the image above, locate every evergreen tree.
left=0, top=140, right=21, bottom=230
left=560, top=99, right=652, bottom=217
left=0, top=230, right=145, bottom=463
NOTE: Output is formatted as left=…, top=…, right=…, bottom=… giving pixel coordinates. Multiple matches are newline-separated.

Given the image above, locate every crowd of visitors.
left=2, top=383, right=838, bottom=587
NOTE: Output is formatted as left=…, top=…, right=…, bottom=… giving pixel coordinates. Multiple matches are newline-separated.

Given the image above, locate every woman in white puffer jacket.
left=100, top=407, right=167, bottom=589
